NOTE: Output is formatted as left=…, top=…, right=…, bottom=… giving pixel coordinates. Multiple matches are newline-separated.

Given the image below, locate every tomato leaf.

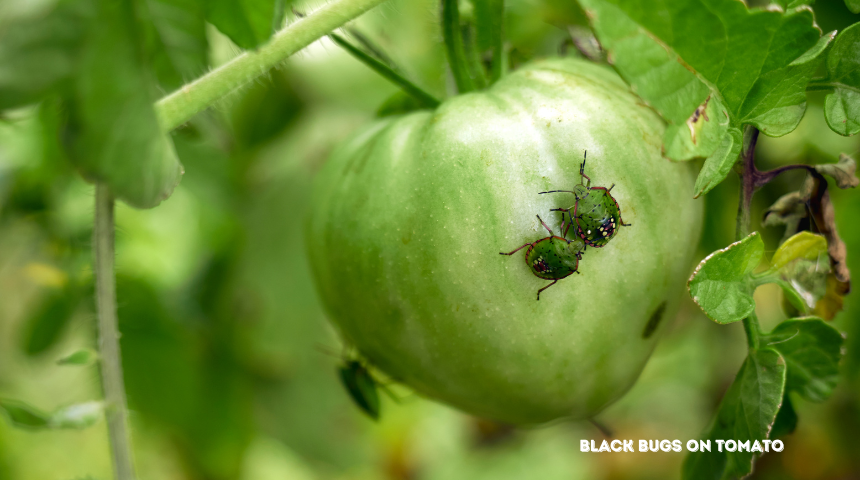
left=763, top=317, right=843, bottom=402
left=141, top=0, right=208, bottom=90
left=66, top=0, right=183, bottom=209
left=693, top=127, right=743, bottom=198
left=0, top=400, right=50, bottom=429
left=682, top=348, right=787, bottom=480
left=0, top=399, right=104, bottom=430
left=578, top=0, right=832, bottom=196
left=20, top=283, right=84, bottom=356
left=770, top=392, right=797, bottom=439
left=815, top=154, right=859, bottom=189
left=688, top=232, right=764, bottom=324
left=57, top=348, right=99, bottom=366
left=0, top=2, right=85, bottom=110
left=206, top=0, right=288, bottom=50
left=48, top=401, right=104, bottom=429
left=847, top=0, right=860, bottom=14
left=771, top=231, right=828, bottom=272
left=823, top=24, right=860, bottom=136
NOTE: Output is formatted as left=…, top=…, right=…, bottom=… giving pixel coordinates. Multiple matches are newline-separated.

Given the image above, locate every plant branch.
left=736, top=126, right=760, bottom=239
left=737, top=126, right=761, bottom=351
left=328, top=32, right=440, bottom=107
left=94, top=185, right=135, bottom=480
left=155, top=0, right=390, bottom=131
left=441, top=0, right=475, bottom=94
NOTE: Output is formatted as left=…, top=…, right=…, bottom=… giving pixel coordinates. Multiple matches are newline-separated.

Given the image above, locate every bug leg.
left=621, top=223, right=632, bottom=227
left=536, top=280, right=558, bottom=300
left=607, top=183, right=615, bottom=193
left=536, top=215, right=554, bottom=235
left=500, top=242, right=533, bottom=255
left=579, top=151, right=592, bottom=188
left=539, top=190, right=577, bottom=195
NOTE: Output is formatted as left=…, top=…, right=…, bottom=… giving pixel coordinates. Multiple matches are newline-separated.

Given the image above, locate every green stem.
left=441, top=0, right=475, bottom=94
left=461, top=23, right=487, bottom=89
left=472, top=0, right=504, bottom=83
left=743, top=312, right=761, bottom=350
left=737, top=125, right=761, bottom=352
left=328, top=33, right=440, bottom=108
left=155, top=0, right=390, bottom=131
left=94, top=185, right=136, bottom=480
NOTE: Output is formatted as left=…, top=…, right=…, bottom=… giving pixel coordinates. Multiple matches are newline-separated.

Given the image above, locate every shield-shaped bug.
left=540, top=151, right=631, bottom=248
left=500, top=215, right=585, bottom=300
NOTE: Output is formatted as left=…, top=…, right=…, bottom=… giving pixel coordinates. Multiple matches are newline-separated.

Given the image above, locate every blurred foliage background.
left=1, top=0, right=860, bottom=479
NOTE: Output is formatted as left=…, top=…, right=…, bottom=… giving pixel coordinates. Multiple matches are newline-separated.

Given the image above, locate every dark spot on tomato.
left=642, top=301, right=667, bottom=339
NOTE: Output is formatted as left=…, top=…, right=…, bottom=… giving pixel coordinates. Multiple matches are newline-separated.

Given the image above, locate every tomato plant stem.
left=328, top=32, right=440, bottom=107
left=441, top=0, right=476, bottom=93
left=737, top=126, right=761, bottom=350
left=155, top=0, right=390, bottom=131
left=94, top=185, right=136, bottom=480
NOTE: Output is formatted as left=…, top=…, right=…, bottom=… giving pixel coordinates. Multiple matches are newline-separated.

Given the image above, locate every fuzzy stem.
left=736, top=126, right=761, bottom=351
left=94, top=185, right=135, bottom=480
left=328, top=33, right=440, bottom=107
left=736, top=126, right=759, bottom=240
left=441, top=0, right=475, bottom=94
left=155, top=0, right=390, bottom=131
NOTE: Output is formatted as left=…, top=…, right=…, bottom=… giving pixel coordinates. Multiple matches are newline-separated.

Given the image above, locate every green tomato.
left=307, top=57, right=703, bottom=424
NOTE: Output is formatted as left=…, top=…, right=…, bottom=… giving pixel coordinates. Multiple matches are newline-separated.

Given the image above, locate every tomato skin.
left=307, top=58, right=703, bottom=424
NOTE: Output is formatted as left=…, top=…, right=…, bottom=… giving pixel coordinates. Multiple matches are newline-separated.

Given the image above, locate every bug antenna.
left=607, top=183, right=615, bottom=193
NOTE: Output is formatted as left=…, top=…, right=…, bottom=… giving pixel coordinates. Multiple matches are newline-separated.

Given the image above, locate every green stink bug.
left=541, top=151, right=631, bottom=248
left=500, top=215, right=585, bottom=300
left=319, top=345, right=397, bottom=420
left=339, top=359, right=381, bottom=420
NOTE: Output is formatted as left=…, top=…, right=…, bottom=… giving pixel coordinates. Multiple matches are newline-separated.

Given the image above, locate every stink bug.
left=339, top=359, right=381, bottom=420
left=318, top=345, right=398, bottom=420
left=500, top=215, right=585, bottom=300
left=540, top=151, right=631, bottom=248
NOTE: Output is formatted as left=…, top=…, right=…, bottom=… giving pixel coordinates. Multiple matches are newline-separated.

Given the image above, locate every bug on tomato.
left=540, top=151, right=631, bottom=248
left=339, top=359, right=381, bottom=420
left=500, top=215, right=585, bottom=300
left=318, top=345, right=398, bottom=420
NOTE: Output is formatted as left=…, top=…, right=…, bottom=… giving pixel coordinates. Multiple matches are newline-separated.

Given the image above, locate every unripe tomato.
left=307, top=57, right=703, bottom=424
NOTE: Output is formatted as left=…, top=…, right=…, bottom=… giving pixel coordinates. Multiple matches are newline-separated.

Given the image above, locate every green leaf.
left=57, top=348, right=99, bottom=366
left=206, top=0, right=286, bottom=50
left=663, top=94, right=730, bottom=162
left=763, top=318, right=843, bottom=402
left=694, top=127, right=743, bottom=198
left=776, top=279, right=810, bottom=315
left=847, top=0, right=860, bottom=14
left=770, top=393, right=797, bottom=439
left=823, top=23, right=860, bottom=136
left=0, top=400, right=104, bottom=430
left=140, top=0, right=208, bottom=90
left=578, top=0, right=831, bottom=195
left=0, top=2, right=85, bottom=110
left=688, top=232, right=763, bottom=324
left=771, top=231, right=828, bottom=271
left=48, top=401, right=103, bottom=429
left=0, top=400, right=50, bottom=429
left=20, top=284, right=83, bottom=356
left=682, top=348, right=787, bottom=480
left=815, top=153, right=859, bottom=189
left=67, top=0, right=183, bottom=209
